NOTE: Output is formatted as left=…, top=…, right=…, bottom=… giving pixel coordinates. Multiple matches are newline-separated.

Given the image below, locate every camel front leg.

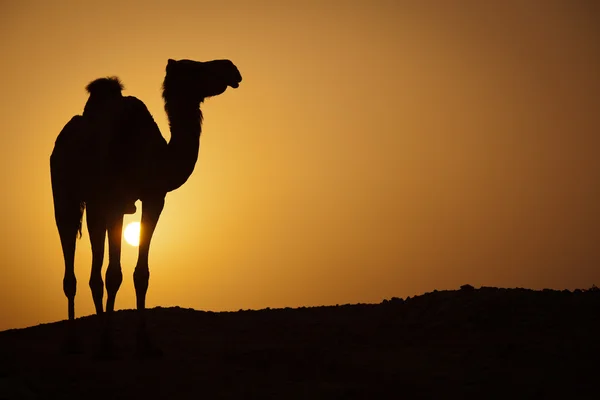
left=134, top=196, right=164, bottom=311
left=134, top=195, right=164, bottom=357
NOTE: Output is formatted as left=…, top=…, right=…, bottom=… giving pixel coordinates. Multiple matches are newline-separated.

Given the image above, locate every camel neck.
left=162, top=99, right=204, bottom=192
left=164, top=100, right=203, bottom=141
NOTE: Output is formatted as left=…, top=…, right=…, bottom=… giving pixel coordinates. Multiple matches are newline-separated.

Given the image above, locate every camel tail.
left=77, top=201, right=85, bottom=238
left=50, top=170, right=86, bottom=240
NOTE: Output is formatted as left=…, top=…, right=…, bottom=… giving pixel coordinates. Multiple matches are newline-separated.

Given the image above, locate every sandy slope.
left=1, top=286, right=599, bottom=399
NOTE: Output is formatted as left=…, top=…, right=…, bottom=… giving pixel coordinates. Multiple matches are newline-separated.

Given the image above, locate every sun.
left=124, top=222, right=141, bottom=247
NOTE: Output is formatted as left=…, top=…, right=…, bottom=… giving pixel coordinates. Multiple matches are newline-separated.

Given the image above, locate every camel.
left=50, top=59, right=242, bottom=355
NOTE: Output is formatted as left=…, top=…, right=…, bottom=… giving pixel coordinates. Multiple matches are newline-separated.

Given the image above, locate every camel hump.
left=85, top=77, right=124, bottom=98
left=117, top=96, right=162, bottom=140
left=106, top=96, right=163, bottom=166
left=84, top=77, right=124, bottom=118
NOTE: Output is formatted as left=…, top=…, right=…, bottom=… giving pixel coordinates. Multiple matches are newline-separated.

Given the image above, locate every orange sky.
left=1, top=0, right=599, bottom=331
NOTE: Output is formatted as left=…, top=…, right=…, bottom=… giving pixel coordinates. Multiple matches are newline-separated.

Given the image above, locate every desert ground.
left=1, top=286, right=599, bottom=399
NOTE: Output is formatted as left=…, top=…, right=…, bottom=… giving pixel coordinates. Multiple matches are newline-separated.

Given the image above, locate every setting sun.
left=124, top=222, right=141, bottom=247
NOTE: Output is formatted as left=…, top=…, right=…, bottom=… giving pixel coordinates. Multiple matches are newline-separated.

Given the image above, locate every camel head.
left=163, top=58, right=242, bottom=103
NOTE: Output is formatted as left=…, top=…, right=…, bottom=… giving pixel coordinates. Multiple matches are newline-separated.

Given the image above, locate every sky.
left=0, top=0, right=598, bottom=331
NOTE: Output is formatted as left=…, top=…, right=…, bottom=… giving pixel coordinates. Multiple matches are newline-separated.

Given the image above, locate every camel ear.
left=167, top=59, right=177, bottom=71
left=166, top=59, right=177, bottom=75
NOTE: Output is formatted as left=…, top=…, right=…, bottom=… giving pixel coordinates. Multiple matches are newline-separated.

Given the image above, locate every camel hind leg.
left=86, top=204, right=106, bottom=315
left=94, top=211, right=124, bottom=359
left=52, top=195, right=84, bottom=321
left=51, top=190, right=84, bottom=353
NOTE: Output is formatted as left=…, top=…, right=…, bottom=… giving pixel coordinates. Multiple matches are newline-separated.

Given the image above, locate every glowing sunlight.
left=124, top=222, right=141, bottom=247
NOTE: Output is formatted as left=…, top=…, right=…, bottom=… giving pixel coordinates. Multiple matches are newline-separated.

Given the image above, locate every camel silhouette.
left=50, top=59, right=242, bottom=355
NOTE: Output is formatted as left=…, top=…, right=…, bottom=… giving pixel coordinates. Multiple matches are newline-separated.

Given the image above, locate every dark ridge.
left=1, top=286, right=598, bottom=398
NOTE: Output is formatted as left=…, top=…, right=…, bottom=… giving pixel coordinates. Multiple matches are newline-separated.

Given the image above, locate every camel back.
left=53, top=95, right=166, bottom=203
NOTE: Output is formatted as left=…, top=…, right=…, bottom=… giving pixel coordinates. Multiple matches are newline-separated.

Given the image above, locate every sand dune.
left=1, top=286, right=598, bottom=399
